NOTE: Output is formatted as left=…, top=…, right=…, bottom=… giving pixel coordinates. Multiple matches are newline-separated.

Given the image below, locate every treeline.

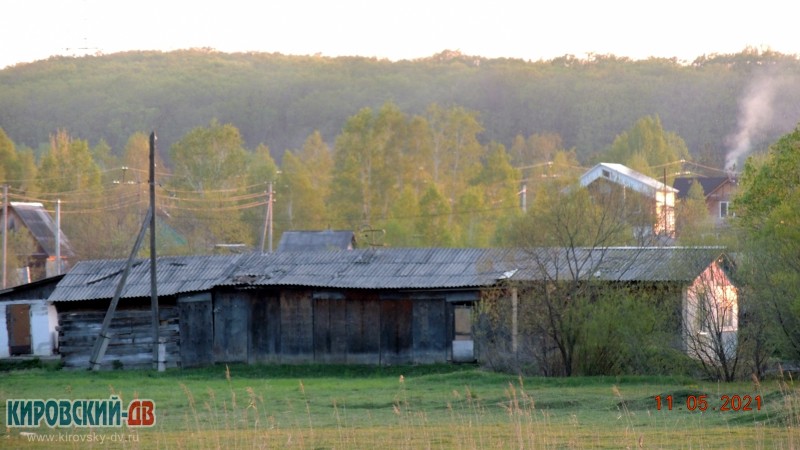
left=2, top=48, right=800, bottom=166
left=0, top=102, right=701, bottom=268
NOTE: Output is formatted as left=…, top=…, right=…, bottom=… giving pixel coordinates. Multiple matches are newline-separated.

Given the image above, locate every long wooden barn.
left=47, top=249, right=510, bottom=369
left=1, top=247, right=737, bottom=370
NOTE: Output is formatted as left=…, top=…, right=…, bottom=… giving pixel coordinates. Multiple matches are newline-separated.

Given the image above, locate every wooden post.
left=268, top=181, right=273, bottom=253
left=511, top=287, right=519, bottom=354
left=2, top=184, right=7, bottom=289
left=55, top=199, right=61, bottom=275
left=149, top=131, right=161, bottom=371
left=88, top=208, right=152, bottom=370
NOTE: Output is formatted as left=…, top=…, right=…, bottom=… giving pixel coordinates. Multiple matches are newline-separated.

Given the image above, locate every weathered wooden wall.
left=57, top=288, right=471, bottom=369
left=178, top=293, right=213, bottom=367
left=58, top=307, right=180, bottom=369
left=176, top=288, right=461, bottom=367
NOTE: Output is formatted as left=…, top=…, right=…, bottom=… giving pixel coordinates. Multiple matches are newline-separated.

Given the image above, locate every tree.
left=166, top=121, right=252, bottom=252
left=295, top=130, right=333, bottom=201
left=328, top=103, right=407, bottom=230
left=734, top=126, right=800, bottom=361
left=462, top=142, right=521, bottom=247
left=497, top=175, right=681, bottom=376
left=675, top=180, right=715, bottom=244
left=242, top=144, right=279, bottom=249
left=169, top=120, right=248, bottom=192
left=279, top=150, right=328, bottom=230
left=0, top=128, right=37, bottom=192
left=329, top=107, right=379, bottom=229
left=604, top=115, right=690, bottom=177
left=415, top=185, right=454, bottom=247
left=383, top=185, right=420, bottom=247
left=37, top=129, right=102, bottom=194
left=509, top=132, right=564, bottom=167
left=425, top=104, right=483, bottom=198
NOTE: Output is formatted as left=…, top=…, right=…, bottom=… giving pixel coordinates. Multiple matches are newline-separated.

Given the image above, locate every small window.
left=720, top=201, right=730, bottom=218
left=602, top=169, right=611, bottom=178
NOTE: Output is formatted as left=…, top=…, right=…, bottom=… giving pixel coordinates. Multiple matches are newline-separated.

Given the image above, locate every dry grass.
left=2, top=365, right=800, bottom=449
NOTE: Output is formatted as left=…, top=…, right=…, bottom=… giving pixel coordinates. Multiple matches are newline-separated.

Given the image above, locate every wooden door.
left=7, top=304, right=32, bottom=355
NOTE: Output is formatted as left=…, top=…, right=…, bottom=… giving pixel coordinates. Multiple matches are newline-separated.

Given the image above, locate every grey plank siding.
left=213, top=293, right=249, bottom=363
left=59, top=307, right=180, bottom=370
left=346, top=293, right=380, bottom=364
left=178, top=293, right=213, bottom=367
left=249, top=292, right=281, bottom=363
left=280, top=290, right=314, bottom=362
left=313, top=298, right=348, bottom=363
left=412, top=298, right=447, bottom=363
left=380, top=299, right=413, bottom=365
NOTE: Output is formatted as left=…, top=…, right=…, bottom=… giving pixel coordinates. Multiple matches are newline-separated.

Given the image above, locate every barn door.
left=178, top=293, right=213, bottom=367
left=213, top=293, right=249, bottom=363
left=7, top=304, right=32, bottom=356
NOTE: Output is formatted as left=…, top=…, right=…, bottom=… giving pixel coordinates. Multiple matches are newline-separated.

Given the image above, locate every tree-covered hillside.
left=2, top=48, right=800, bottom=166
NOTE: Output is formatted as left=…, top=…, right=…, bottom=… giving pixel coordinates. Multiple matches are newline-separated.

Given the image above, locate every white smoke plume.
left=725, top=73, right=780, bottom=172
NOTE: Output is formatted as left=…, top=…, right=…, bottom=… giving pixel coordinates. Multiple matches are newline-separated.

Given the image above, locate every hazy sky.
left=2, top=0, right=798, bottom=69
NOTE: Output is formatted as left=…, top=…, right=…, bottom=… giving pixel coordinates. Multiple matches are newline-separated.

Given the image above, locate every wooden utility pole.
left=2, top=184, right=7, bottom=288
left=259, top=182, right=274, bottom=253
left=55, top=199, right=61, bottom=275
left=149, top=131, right=161, bottom=371
left=88, top=208, right=152, bottom=370
left=268, top=181, right=273, bottom=253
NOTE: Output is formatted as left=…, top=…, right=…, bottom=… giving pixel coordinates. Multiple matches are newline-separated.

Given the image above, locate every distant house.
left=277, top=230, right=356, bottom=252
left=673, top=176, right=738, bottom=227
left=1, top=247, right=736, bottom=370
left=580, top=163, right=678, bottom=238
left=3, top=202, right=75, bottom=282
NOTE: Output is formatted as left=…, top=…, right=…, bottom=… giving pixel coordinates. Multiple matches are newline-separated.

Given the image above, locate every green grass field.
left=1, top=363, right=798, bottom=449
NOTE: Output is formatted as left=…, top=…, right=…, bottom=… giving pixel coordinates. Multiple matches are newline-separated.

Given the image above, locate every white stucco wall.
left=0, top=304, right=9, bottom=358
left=0, top=300, right=57, bottom=357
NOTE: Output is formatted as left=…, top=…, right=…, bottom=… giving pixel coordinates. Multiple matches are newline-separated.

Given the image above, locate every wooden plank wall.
left=249, top=292, right=281, bottom=363
left=178, top=293, right=213, bottom=367
left=380, top=299, right=413, bottom=364
left=58, top=307, right=180, bottom=370
left=344, top=293, right=380, bottom=364
left=411, top=299, right=448, bottom=363
left=213, top=293, right=249, bottom=363
left=279, top=290, right=314, bottom=363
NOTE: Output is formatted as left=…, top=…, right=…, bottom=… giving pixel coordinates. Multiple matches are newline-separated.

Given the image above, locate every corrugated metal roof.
left=226, top=248, right=514, bottom=289
left=10, top=202, right=75, bottom=258
left=49, top=254, right=242, bottom=301
left=47, top=247, right=729, bottom=301
left=512, top=247, right=726, bottom=282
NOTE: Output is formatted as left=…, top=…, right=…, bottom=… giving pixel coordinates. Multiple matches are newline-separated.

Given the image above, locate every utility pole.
left=88, top=208, right=152, bottom=370
left=149, top=131, right=161, bottom=371
left=268, top=181, right=273, bottom=253
left=55, top=199, right=61, bottom=275
left=259, top=181, right=274, bottom=253
left=2, top=184, right=7, bottom=289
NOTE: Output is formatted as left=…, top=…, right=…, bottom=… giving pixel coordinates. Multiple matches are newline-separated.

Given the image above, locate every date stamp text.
left=655, top=394, right=761, bottom=411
